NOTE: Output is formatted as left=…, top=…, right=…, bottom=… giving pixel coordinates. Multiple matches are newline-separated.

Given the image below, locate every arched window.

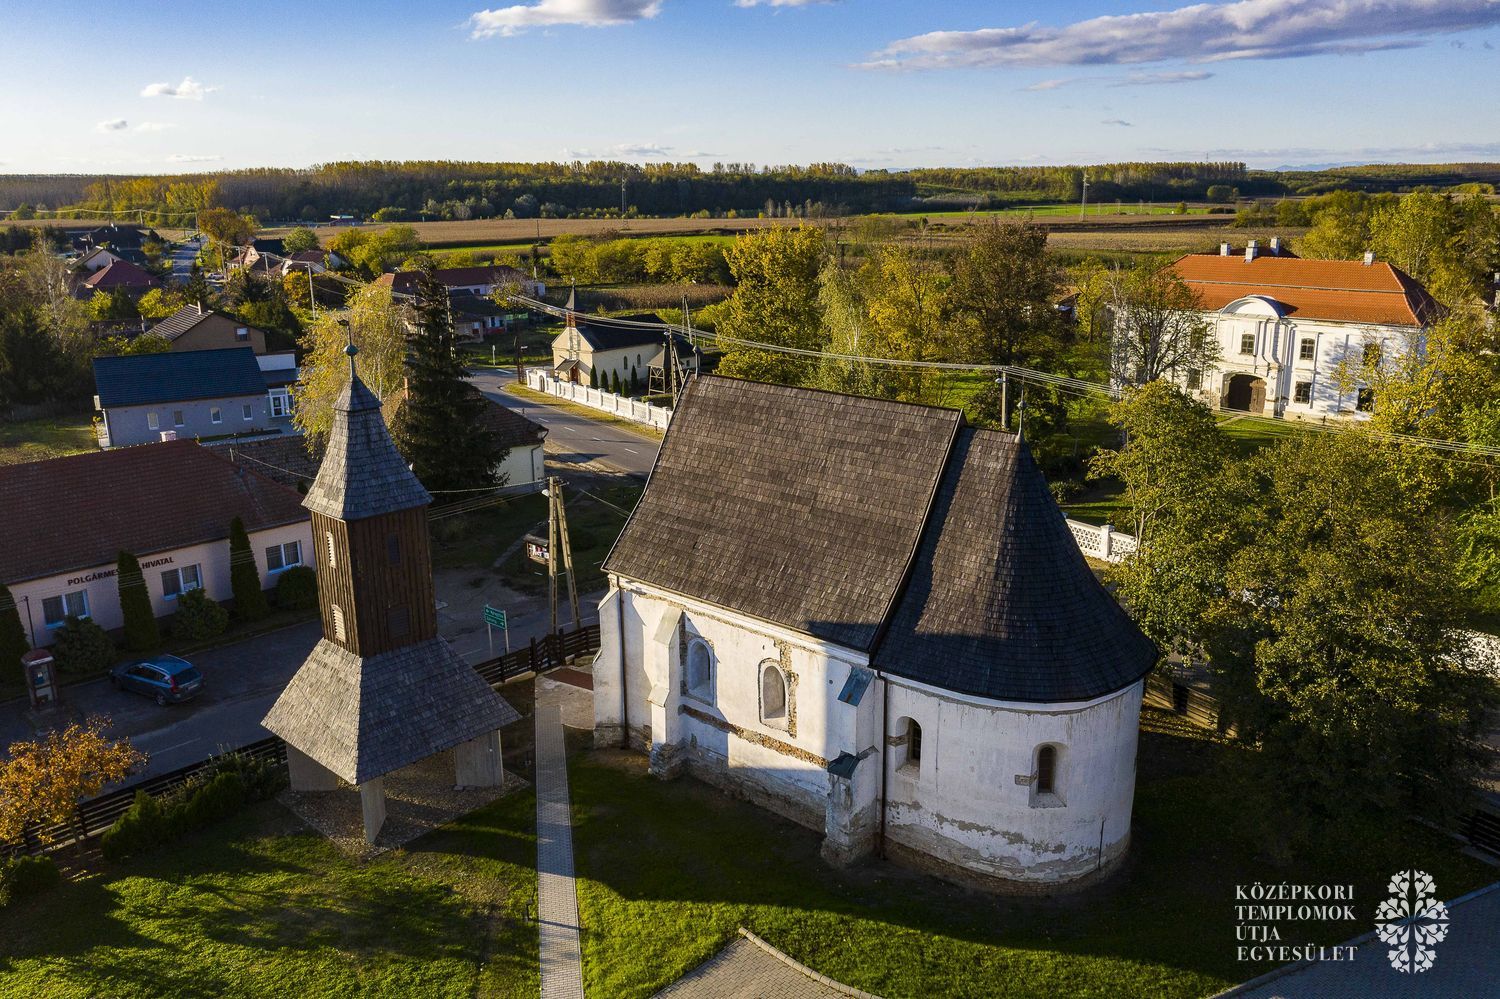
left=908, top=719, right=923, bottom=765
left=760, top=662, right=787, bottom=725
left=686, top=638, right=713, bottom=702
left=1036, top=745, right=1056, bottom=794
left=332, top=604, right=347, bottom=642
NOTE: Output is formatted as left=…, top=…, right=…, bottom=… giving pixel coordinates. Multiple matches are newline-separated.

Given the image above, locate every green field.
left=914, top=204, right=1216, bottom=219
left=0, top=415, right=96, bottom=465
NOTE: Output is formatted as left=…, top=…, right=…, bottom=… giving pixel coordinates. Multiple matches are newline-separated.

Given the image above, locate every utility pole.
left=1080, top=173, right=1090, bottom=218
left=998, top=372, right=1009, bottom=432
left=545, top=476, right=580, bottom=634
left=620, top=173, right=627, bottom=216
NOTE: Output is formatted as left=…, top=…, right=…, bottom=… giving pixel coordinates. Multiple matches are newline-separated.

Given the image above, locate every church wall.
left=882, top=678, right=1143, bottom=886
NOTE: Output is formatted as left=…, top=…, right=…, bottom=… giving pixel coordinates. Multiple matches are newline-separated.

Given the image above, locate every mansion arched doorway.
left=1224, top=373, right=1267, bottom=413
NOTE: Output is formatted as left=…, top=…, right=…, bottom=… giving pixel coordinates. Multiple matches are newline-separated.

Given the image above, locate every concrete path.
left=536, top=700, right=585, bottom=999
left=656, top=928, right=880, bottom=999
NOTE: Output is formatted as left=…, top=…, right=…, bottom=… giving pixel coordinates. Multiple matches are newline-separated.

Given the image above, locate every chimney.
left=1244, top=240, right=1258, bottom=262
left=159, top=430, right=178, bottom=442
left=1219, top=242, right=1231, bottom=256
left=1363, top=250, right=1376, bottom=266
left=1269, top=236, right=1281, bottom=256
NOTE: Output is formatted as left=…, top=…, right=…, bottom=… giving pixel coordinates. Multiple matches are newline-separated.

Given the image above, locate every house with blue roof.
left=93, top=346, right=296, bottom=449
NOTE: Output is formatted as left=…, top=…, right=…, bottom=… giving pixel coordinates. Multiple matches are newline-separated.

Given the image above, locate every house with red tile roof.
left=74, top=258, right=161, bottom=299
left=1164, top=240, right=1443, bottom=419
left=0, top=439, right=311, bottom=645
left=371, top=264, right=543, bottom=299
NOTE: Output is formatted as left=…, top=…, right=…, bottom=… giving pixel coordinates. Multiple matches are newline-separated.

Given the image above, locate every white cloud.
left=562, top=141, right=718, bottom=160
left=166, top=154, right=222, bottom=163
left=1114, top=70, right=1213, bottom=86
left=1101, top=119, right=1133, bottom=127
left=1022, top=78, right=1078, bottom=91
left=96, top=119, right=129, bottom=133
left=134, top=122, right=174, bottom=132
left=470, top=0, right=662, bottom=37
left=141, top=76, right=213, bottom=100
left=866, top=0, right=1500, bottom=70
left=734, top=0, right=836, bottom=7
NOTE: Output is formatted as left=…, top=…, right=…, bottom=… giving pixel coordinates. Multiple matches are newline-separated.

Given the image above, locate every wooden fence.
left=3, top=623, right=602, bottom=861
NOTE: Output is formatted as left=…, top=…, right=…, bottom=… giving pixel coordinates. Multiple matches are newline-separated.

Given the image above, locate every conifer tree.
left=116, top=552, right=160, bottom=652
left=228, top=517, right=269, bottom=621
left=390, top=267, right=506, bottom=494
left=0, top=585, right=30, bottom=666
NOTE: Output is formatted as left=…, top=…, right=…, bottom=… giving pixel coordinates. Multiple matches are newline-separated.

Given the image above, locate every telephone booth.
left=21, top=649, right=59, bottom=712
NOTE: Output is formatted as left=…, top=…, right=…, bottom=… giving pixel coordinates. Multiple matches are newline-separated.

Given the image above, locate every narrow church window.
left=326, top=530, right=337, bottom=568
left=332, top=604, right=347, bottom=641
left=686, top=638, right=714, bottom=702
left=1036, top=745, right=1057, bottom=795
left=908, top=719, right=922, bottom=765
left=386, top=533, right=402, bottom=566
left=760, top=662, right=786, bottom=723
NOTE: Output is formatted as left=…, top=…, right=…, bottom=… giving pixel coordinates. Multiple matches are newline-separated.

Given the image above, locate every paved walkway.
left=656, top=929, right=880, bottom=999
left=536, top=700, right=585, bottom=999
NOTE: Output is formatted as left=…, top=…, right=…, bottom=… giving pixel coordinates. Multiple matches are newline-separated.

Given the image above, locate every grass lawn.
left=0, top=793, right=540, bottom=999
left=430, top=492, right=549, bottom=571
left=0, top=415, right=96, bottom=466
left=569, top=712, right=1495, bottom=999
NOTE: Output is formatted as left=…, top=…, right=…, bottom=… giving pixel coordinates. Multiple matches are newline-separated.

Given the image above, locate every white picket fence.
left=1065, top=519, right=1138, bottom=564
left=526, top=370, right=673, bottom=430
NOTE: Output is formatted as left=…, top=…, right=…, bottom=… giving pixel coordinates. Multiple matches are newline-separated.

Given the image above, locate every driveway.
left=468, top=368, right=659, bottom=479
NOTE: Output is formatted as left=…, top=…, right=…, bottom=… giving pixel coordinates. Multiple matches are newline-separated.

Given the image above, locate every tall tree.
left=715, top=227, right=828, bottom=386
left=281, top=226, right=321, bottom=254
left=949, top=221, right=1061, bottom=368
left=858, top=244, right=952, bottom=404
left=293, top=284, right=408, bottom=443
left=116, top=552, right=160, bottom=653
left=1108, top=264, right=1217, bottom=386
left=389, top=268, right=506, bottom=493
left=228, top=517, right=269, bottom=621
left=1296, top=190, right=1374, bottom=260
left=0, top=584, right=30, bottom=666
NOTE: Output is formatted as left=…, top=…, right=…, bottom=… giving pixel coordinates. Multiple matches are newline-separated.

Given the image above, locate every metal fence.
left=3, top=623, right=602, bottom=861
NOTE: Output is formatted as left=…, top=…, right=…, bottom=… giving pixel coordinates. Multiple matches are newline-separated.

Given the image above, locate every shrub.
left=0, top=855, right=61, bottom=908
left=168, top=771, right=245, bottom=837
left=171, top=588, right=229, bottom=642
left=101, top=790, right=167, bottom=861
left=51, top=617, right=114, bottom=676
left=228, top=517, right=269, bottom=622
left=0, top=585, right=29, bottom=670
left=116, top=552, right=160, bottom=653
left=210, top=751, right=288, bottom=801
left=275, top=566, right=318, bottom=610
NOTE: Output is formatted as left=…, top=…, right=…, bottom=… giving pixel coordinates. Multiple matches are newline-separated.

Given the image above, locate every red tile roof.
left=372, top=265, right=532, bottom=296
left=82, top=259, right=160, bottom=291
left=1170, top=253, right=1441, bottom=327
left=0, top=439, right=308, bottom=584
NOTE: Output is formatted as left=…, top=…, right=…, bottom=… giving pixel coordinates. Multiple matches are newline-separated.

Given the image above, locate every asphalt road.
left=468, top=368, right=659, bottom=479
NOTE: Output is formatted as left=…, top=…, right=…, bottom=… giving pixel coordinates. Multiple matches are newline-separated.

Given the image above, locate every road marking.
left=622, top=447, right=638, bottom=454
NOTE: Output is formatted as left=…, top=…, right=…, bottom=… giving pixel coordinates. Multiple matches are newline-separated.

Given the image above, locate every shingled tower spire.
left=263, top=353, right=517, bottom=844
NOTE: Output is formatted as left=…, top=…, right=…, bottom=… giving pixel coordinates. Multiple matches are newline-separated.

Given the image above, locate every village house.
left=594, top=376, right=1157, bottom=888
left=1165, top=240, right=1443, bottom=419
left=71, top=245, right=132, bottom=274
left=372, top=264, right=544, bottom=300
left=68, top=223, right=159, bottom=258
left=94, top=347, right=295, bottom=449
left=73, top=259, right=160, bottom=300
left=382, top=385, right=547, bottom=494
left=0, top=439, right=311, bottom=647
left=550, top=310, right=702, bottom=389
left=148, top=304, right=270, bottom=354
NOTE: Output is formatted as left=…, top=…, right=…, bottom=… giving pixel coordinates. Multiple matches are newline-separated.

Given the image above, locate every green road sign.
left=483, top=605, right=507, bottom=630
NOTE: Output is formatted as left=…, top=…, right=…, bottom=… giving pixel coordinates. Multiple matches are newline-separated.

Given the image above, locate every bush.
left=275, top=566, right=318, bottom=610
left=210, top=751, right=288, bottom=801
left=228, top=517, right=269, bottom=622
left=100, top=790, right=167, bottom=861
left=51, top=616, right=114, bottom=676
left=171, top=588, right=229, bottom=642
left=0, top=855, right=61, bottom=908
left=168, top=771, right=245, bottom=837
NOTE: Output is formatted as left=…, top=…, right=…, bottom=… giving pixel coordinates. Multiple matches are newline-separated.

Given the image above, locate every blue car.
left=110, top=655, right=204, bottom=706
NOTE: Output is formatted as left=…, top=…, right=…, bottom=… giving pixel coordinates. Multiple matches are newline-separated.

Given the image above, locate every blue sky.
left=3, top=0, right=1499, bottom=174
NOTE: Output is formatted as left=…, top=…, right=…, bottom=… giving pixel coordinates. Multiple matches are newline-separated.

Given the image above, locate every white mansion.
left=1167, top=240, right=1442, bottom=419
left=594, top=377, right=1158, bottom=888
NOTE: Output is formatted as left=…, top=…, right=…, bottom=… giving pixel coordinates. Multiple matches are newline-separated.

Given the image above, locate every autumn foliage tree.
left=0, top=718, right=145, bottom=843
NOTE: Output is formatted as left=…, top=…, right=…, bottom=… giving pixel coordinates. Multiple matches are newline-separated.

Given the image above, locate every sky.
left=2, top=0, right=1499, bottom=174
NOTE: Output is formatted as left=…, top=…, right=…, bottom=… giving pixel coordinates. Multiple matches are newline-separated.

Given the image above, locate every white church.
left=593, top=377, right=1158, bottom=887
left=1165, top=240, right=1442, bottom=420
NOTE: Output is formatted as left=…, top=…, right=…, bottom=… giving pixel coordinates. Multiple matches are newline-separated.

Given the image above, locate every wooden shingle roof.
left=607, top=376, right=1156, bottom=703
left=606, top=376, right=962, bottom=652
left=262, top=636, right=520, bottom=784
left=302, top=367, right=431, bottom=521
left=873, top=429, right=1156, bottom=702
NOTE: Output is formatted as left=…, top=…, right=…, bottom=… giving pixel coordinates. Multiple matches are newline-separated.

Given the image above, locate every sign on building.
left=525, top=534, right=550, bottom=565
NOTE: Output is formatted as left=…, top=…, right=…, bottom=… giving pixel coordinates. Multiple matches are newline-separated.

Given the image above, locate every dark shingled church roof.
left=606, top=376, right=1156, bottom=704
left=606, top=376, right=962, bottom=652
left=262, top=636, right=520, bottom=785
left=303, top=367, right=431, bottom=521
left=873, top=429, right=1157, bottom=702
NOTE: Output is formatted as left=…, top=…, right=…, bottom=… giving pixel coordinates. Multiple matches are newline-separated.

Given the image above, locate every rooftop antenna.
left=1016, top=386, right=1028, bottom=445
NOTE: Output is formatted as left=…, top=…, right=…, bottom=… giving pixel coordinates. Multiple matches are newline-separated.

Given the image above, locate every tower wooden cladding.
left=313, top=506, right=436, bottom=659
